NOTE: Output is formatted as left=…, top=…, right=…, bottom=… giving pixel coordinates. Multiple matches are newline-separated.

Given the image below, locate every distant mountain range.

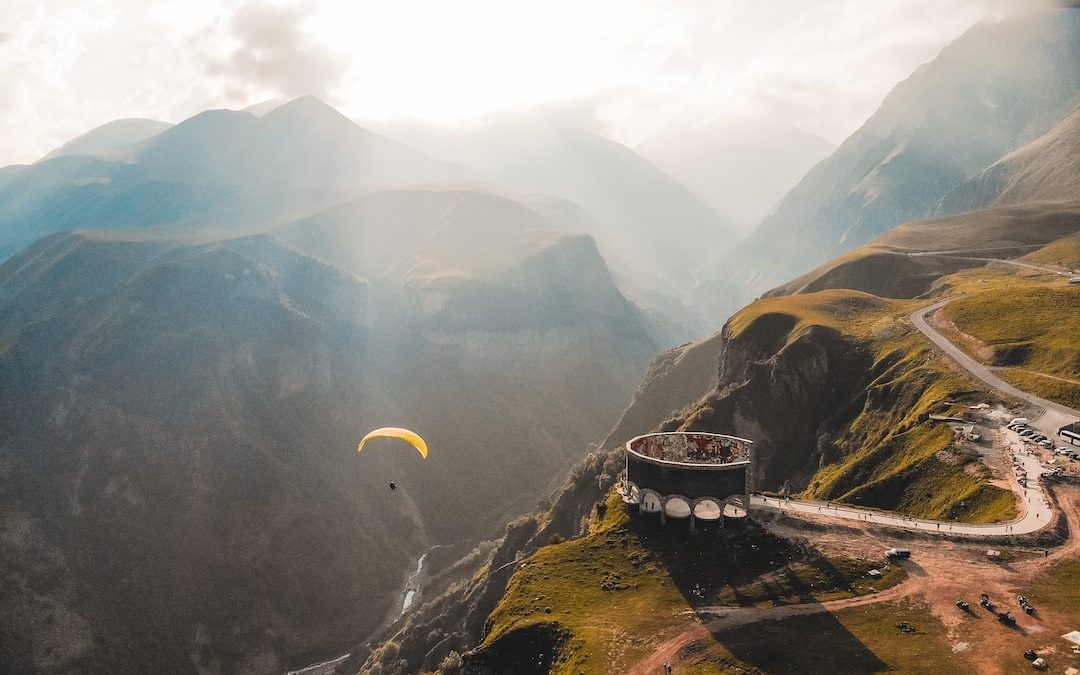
left=699, top=7, right=1080, bottom=321
left=0, top=96, right=479, bottom=262
left=370, top=114, right=738, bottom=295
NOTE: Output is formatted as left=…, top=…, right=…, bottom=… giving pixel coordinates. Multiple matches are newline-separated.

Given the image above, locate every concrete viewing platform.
left=620, top=432, right=754, bottom=529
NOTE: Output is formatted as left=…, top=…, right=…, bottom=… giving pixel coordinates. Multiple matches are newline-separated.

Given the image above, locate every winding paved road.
left=751, top=288, right=1079, bottom=537
left=909, top=299, right=1080, bottom=435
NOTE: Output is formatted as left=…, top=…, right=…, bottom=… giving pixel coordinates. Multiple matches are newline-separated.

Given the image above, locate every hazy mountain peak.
left=138, top=108, right=256, bottom=149
left=242, top=97, right=289, bottom=117
left=379, top=112, right=736, bottom=294
left=117, top=98, right=474, bottom=190
left=260, top=95, right=355, bottom=129
left=40, top=118, right=172, bottom=162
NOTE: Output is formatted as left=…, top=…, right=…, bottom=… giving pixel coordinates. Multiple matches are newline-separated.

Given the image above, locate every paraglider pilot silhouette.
left=356, top=427, right=428, bottom=490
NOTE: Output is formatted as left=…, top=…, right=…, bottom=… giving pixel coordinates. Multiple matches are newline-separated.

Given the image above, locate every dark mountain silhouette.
left=0, top=200, right=657, bottom=673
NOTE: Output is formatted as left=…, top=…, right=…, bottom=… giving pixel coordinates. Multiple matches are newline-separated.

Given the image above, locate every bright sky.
left=0, top=0, right=1040, bottom=166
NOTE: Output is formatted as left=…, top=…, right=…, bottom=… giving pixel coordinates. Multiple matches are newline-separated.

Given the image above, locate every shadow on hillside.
left=623, top=509, right=891, bottom=673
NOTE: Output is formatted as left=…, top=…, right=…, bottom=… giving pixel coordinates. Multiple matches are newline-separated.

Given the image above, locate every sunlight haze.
left=0, top=0, right=1038, bottom=166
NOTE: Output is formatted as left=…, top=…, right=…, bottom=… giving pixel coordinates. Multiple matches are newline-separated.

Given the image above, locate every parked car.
left=1039, top=440, right=1054, bottom=449
left=1019, top=430, right=1035, bottom=438
left=1010, top=418, right=1030, bottom=425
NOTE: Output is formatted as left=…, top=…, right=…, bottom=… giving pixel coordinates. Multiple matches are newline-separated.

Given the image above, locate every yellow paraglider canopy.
left=357, top=427, right=428, bottom=459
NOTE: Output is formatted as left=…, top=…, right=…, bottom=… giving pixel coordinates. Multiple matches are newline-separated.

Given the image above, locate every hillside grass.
left=1029, top=558, right=1080, bottom=618
left=808, top=422, right=1017, bottom=523
left=998, top=368, right=1080, bottom=409
left=701, top=284, right=1020, bottom=522
left=1021, top=231, right=1080, bottom=269
left=942, top=285, right=1080, bottom=374
left=726, top=289, right=906, bottom=345
left=474, top=492, right=906, bottom=674
left=937, top=275, right=1080, bottom=409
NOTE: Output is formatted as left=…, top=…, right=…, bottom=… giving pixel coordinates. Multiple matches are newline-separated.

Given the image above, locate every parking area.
left=1004, top=419, right=1079, bottom=476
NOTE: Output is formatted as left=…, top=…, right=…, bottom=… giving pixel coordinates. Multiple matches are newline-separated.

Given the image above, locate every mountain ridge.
left=699, top=7, right=1080, bottom=322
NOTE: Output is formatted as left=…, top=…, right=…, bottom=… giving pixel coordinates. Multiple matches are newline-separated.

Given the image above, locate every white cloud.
left=200, top=2, right=347, bottom=105
left=0, top=0, right=1052, bottom=165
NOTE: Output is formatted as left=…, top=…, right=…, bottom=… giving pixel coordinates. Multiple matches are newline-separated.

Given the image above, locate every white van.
left=1010, top=418, right=1029, bottom=425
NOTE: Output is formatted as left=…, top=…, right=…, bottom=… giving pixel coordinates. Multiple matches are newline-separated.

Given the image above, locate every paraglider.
left=356, top=427, right=428, bottom=459
left=357, top=427, right=428, bottom=492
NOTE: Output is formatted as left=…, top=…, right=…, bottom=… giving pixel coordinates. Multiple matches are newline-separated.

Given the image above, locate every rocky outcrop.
left=609, top=304, right=879, bottom=493
left=669, top=318, right=875, bottom=492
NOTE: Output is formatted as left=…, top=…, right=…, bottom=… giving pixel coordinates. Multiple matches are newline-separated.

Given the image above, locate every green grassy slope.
left=469, top=492, right=906, bottom=674
left=1022, top=230, right=1080, bottom=268
left=683, top=290, right=1018, bottom=522
left=939, top=273, right=1080, bottom=409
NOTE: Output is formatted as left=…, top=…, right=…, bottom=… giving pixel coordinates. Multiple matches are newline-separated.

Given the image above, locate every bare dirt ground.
left=928, top=308, right=994, bottom=363
left=629, top=485, right=1080, bottom=675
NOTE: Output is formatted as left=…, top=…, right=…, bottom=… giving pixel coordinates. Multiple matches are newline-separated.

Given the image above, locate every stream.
left=400, top=552, right=427, bottom=615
